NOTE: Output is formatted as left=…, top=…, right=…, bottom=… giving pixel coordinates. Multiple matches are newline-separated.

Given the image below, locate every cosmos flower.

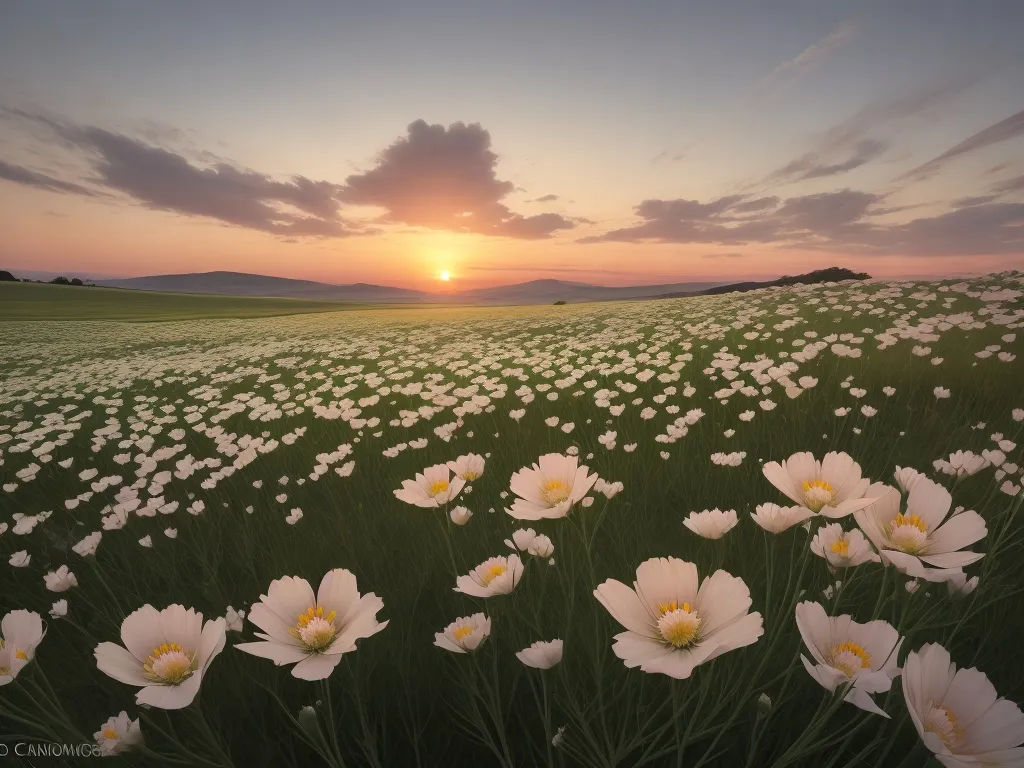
left=394, top=464, right=465, bottom=508
left=527, top=535, right=554, bottom=558
left=933, top=451, right=989, bottom=478
left=516, top=639, right=563, bottom=669
left=94, top=605, right=226, bottom=709
left=853, top=476, right=986, bottom=582
left=750, top=503, right=814, bottom=534
left=795, top=601, right=902, bottom=717
left=683, top=509, right=739, bottom=540
left=810, top=523, right=880, bottom=568
left=506, top=453, right=599, bottom=520
left=450, top=506, right=473, bottom=525
left=448, top=453, right=485, bottom=481
left=235, top=569, right=387, bottom=680
left=903, top=643, right=1024, bottom=767
left=594, top=557, right=763, bottom=679
left=454, top=555, right=523, bottom=597
left=0, top=610, right=46, bottom=686
left=95, top=711, right=143, bottom=757
left=43, top=565, right=78, bottom=592
left=434, top=613, right=491, bottom=653
left=762, top=451, right=876, bottom=518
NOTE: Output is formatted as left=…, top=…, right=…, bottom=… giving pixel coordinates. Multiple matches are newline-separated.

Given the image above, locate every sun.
left=439, top=270, right=451, bottom=282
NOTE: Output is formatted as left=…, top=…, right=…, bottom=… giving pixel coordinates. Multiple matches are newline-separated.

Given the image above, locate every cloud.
left=766, top=139, right=888, bottom=184
left=898, top=108, right=1024, bottom=182
left=951, top=195, right=998, bottom=208
left=0, top=159, right=96, bottom=196
left=1, top=110, right=360, bottom=238
left=528, top=194, right=560, bottom=203
left=703, top=252, right=744, bottom=259
left=764, top=22, right=857, bottom=83
left=992, top=173, right=1024, bottom=194
left=339, top=119, right=574, bottom=239
left=651, top=149, right=688, bottom=165
left=758, top=76, right=982, bottom=189
left=581, top=188, right=1023, bottom=256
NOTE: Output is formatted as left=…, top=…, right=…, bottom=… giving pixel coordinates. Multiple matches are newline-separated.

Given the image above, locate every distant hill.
left=655, top=267, right=871, bottom=299
left=458, top=278, right=726, bottom=304
left=96, top=271, right=729, bottom=305
left=99, top=271, right=431, bottom=303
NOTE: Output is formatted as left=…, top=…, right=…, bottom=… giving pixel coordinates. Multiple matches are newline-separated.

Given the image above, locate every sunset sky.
left=1, top=1, right=1022, bottom=290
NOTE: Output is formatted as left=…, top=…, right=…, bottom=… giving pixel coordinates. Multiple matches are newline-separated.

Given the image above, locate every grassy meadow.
left=0, top=282, right=367, bottom=322
left=1, top=273, right=1023, bottom=766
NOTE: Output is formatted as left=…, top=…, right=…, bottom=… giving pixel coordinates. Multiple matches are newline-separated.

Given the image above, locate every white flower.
left=894, top=466, right=928, bottom=494
left=516, top=639, right=563, bottom=669
left=507, top=528, right=537, bottom=551
left=286, top=508, right=303, bottom=525
left=933, top=451, right=989, bottom=478
left=854, top=477, right=986, bottom=582
left=506, top=453, right=599, bottom=520
left=94, top=605, right=226, bottom=708
left=235, top=569, right=388, bottom=680
left=9, top=551, right=30, bottom=567
left=711, top=452, right=746, bottom=467
left=394, top=464, right=465, bottom=508
left=434, top=613, right=491, bottom=653
left=450, top=506, right=473, bottom=525
left=528, top=535, right=555, bottom=558
left=44, top=565, right=78, bottom=592
left=224, top=606, right=246, bottom=633
left=762, top=451, right=876, bottom=518
left=903, top=642, right=1024, bottom=766
left=934, top=387, right=951, bottom=399
left=594, top=478, right=624, bottom=499
left=810, top=523, right=880, bottom=568
left=74, top=531, right=102, bottom=557
left=946, top=573, right=979, bottom=597
left=448, top=453, right=485, bottom=481
left=50, top=600, right=68, bottom=619
left=594, top=557, right=763, bottom=679
left=95, top=711, right=143, bottom=756
left=139, top=536, right=153, bottom=548
left=165, top=528, right=178, bottom=538
left=750, top=503, right=814, bottom=534
left=795, top=601, right=902, bottom=717
left=739, top=411, right=755, bottom=422
left=455, top=555, right=523, bottom=597
left=0, top=610, right=45, bottom=686
left=683, top=509, right=739, bottom=540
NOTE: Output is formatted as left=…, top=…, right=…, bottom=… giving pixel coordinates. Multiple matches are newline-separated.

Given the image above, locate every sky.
left=1, top=0, right=1023, bottom=290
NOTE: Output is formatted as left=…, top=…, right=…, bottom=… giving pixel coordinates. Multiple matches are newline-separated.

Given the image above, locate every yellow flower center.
left=894, top=513, right=928, bottom=532
left=143, top=642, right=197, bottom=685
left=14, top=650, right=27, bottom=660
left=452, top=625, right=475, bottom=641
left=462, top=471, right=479, bottom=481
left=656, top=602, right=701, bottom=648
left=925, top=705, right=962, bottom=749
left=428, top=479, right=450, bottom=497
left=290, top=605, right=338, bottom=652
left=102, top=728, right=120, bottom=740
left=0, top=665, right=8, bottom=675
left=889, top=514, right=930, bottom=553
left=831, top=640, right=872, bottom=677
left=830, top=538, right=850, bottom=556
left=480, top=564, right=507, bottom=586
left=802, top=479, right=836, bottom=512
left=541, top=479, right=570, bottom=505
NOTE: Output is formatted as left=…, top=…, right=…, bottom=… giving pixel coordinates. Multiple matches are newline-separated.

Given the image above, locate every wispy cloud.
left=0, top=158, right=96, bottom=196
left=897, top=108, right=1024, bottom=182
left=764, top=21, right=858, bottom=84
left=581, top=188, right=1024, bottom=257
left=703, top=252, right=744, bottom=259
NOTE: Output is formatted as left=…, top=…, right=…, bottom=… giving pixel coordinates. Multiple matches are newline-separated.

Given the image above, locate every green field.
left=1, top=273, right=1022, bottom=767
left=0, top=281, right=367, bottom=322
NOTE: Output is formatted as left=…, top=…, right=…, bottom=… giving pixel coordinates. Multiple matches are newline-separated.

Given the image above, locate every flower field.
left=2, top=273, right=1023, bottom=766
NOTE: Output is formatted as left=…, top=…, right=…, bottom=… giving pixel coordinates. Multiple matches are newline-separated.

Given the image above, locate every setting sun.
left=439, top=270, right=451, bottom=282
